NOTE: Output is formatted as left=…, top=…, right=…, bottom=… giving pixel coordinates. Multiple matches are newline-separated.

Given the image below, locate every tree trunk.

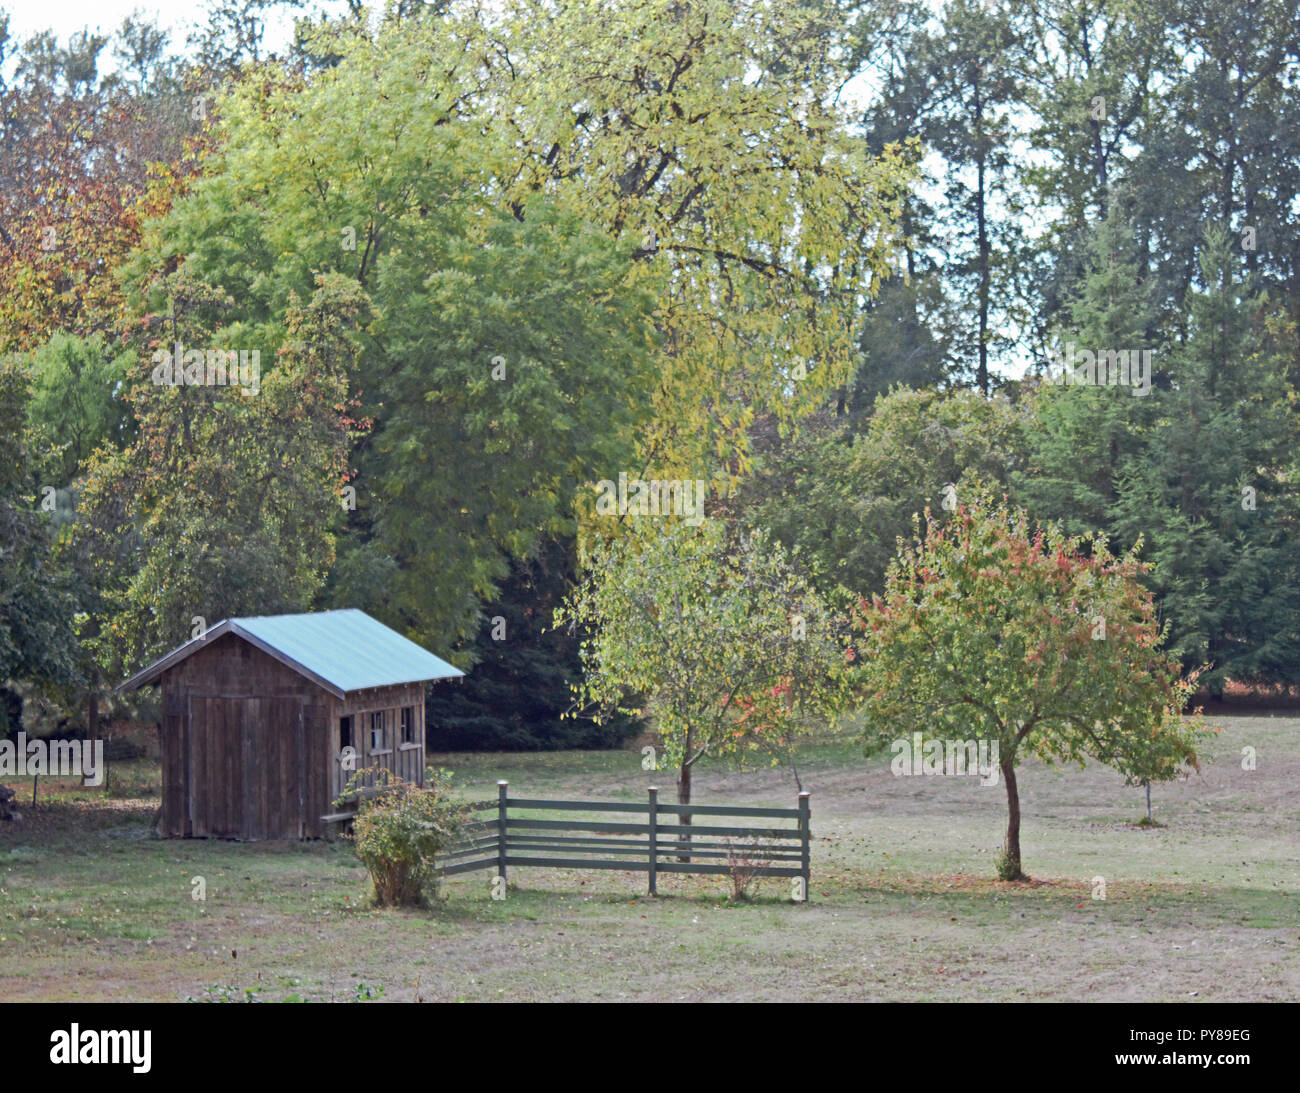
left=1000, top=760, right=1024, bottom=880
left=974, top=87, right=990, bottom=398
left=676, top=759, right=692, bottom=863
left=1092, top=120, right=1108, bottom=218
left=88, top=675, right=100, bottom=791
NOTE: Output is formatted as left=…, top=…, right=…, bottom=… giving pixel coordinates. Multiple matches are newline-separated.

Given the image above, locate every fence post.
left=798, top=791, right=811, bottom=902
left=497, top=780, right=509, bottom=885
left=647, top=786, right=658, bottom=897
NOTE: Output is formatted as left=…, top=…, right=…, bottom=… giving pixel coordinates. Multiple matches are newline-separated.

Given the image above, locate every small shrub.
left=725, top=838, right=771, bottom=901
left=341, top=767, right=467, bottom=908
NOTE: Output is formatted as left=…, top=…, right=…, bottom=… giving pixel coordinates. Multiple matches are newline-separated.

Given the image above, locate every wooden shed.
left=119, top=609, right=463, bottom=840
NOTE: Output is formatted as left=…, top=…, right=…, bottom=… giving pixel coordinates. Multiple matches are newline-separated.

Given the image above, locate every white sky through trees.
left=1, top=0, right=321, bottom=72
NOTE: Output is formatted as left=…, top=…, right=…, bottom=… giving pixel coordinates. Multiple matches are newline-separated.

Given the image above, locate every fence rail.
left=435, top=782, right=811, bottom=898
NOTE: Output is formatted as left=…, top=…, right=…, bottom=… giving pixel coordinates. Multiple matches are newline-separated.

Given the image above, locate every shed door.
left=187, top=696, right=245, bottom=838
left=186, top=696, right=308, bottom=839
left=242, top=697, right=309, bottom=840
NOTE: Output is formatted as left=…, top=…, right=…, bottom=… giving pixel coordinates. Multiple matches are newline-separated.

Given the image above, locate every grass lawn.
left=1, top=715, right=1297, bottom=1002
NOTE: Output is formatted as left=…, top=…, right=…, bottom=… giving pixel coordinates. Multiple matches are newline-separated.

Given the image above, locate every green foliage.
left=23, top=333, right=134, bottom=486
left=343, top=767, right=469, bottom=908
left=1124, top=0, right=1300, bottom=331
left=741, top=387, right=1028, bottom=601
left=74, top=270, right=363, bottom=676
left=362, top=199, right=657, bottom=650
left=853, top=487, right=1208, bottom=878
left=0, top=360, right=81, bottom=699
left=1108, top=228, right=1300, bottom=689
left=847, top=275, right=951, bottom=420
left=556, top=520, right=850, bottom=800
left=425, top=537, right=642, bottom=750
left=1015, top=0, right=1172, bottom=322
left=1019, top=223, right=1300, bottom=690
left=125, top=26, right=661, bottom=655
left=491, top=0, right=915, bottom=474
left=1014, top=213, right=1155, bottom=537
left=859, top=0, right=1026, bottom=393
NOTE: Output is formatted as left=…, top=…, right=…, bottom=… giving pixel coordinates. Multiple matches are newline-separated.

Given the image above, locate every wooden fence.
left=436, top=781, right=812, bottom=898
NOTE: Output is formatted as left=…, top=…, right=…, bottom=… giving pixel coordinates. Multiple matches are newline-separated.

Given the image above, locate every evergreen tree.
left=1015, top=212, right=1157, bottom=537
left=1129, top=0, right=1300, bottom=342
left=918, top=0, right=1026, bottom=394
left=845, top=275, right=950, bottom=424
left=424, top=537, right=642, bottom=750
left=1110, top=228, right=1300, bottom=688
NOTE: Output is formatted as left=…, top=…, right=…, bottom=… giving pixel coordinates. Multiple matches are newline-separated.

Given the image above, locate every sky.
left=1, top=0, right=320, bottom=65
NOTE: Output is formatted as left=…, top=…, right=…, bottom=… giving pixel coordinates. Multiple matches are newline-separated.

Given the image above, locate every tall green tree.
left=1109, top=228, right=1300, bottom=688
left=847, top=0, right=953, bottom=406
left=844, top=0, right=1030, bottom=394
left=1014, top=212, right=1156, bottom=537
left=1131, top=0, right=1300, bottom=336
left=76, top=270, right=363, bottom=675
left=18, top=332, right=136, bottom=738
left=1015, top=0, right=1172, bottom=331
left=491, top=0, right=914, bottom=471
left=120, top=19, right=660, bottom=657
left=845, top=275, right=950, bottom=421
left=738, top=386, right=1028, bottom=600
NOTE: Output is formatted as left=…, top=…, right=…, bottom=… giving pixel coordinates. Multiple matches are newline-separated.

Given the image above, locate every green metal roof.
left=119, top=609, right=463, bottom=698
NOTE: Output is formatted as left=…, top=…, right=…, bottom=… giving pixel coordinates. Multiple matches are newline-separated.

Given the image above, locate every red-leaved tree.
left=853, top=489, right=1207, bottom=880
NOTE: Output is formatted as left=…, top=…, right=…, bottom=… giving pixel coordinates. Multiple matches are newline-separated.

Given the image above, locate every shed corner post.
left=497, top=780, right=509, bottom=886
left=647, top=786, right=658, bottom=897
left=798, top=791, right=811, bottom=903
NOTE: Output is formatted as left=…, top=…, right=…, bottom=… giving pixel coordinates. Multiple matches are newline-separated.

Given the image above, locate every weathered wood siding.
left=330, top=682, right=427, bottom=804
left=156, top=633, right=395, bottom=840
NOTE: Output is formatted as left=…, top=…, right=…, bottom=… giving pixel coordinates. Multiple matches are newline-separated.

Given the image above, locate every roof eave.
left=115, top=620, right=236, bottom=694
left=116, top=619, right=464, bottom=698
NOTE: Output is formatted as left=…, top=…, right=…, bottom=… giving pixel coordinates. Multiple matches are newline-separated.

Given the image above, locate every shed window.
left=369, top=711, right=387, bottom=752
left=400, top=707, right=415, bottom=745
left=339, top=716, right=353, bottom=752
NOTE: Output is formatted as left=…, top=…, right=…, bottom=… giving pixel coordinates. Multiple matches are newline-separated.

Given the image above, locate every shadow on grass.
left=824, top=869, right=1297, bottom=927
